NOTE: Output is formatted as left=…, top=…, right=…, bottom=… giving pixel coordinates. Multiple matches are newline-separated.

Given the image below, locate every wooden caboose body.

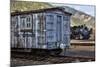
left=11, top=7, right=72, bottom=51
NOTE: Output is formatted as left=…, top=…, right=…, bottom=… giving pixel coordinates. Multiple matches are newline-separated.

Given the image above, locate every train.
left=70, top=25, right=93, bottom=40
left=11, top=7, right=72, bottom=55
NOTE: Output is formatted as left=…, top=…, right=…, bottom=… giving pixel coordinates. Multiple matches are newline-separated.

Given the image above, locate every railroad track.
left=52, top=55, right=95, bottom=62
left=11, top=51, right=95, bottom=63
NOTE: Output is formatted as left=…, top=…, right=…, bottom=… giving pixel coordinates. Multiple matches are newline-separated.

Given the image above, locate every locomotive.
left=71, top=24, right=92, bottom=40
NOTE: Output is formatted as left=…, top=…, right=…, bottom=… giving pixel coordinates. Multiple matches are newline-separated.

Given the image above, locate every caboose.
left=11, top=7, right=72, bottom=55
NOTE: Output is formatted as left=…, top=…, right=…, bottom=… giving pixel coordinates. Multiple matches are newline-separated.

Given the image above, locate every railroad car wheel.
left=49, top=49, right=62, bottom=55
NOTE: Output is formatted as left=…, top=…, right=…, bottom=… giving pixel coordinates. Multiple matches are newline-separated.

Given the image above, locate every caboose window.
left=27, top=23, right=31, bottom=28
left=26, top=16, right=32, bottom=28
left=26, top=17, right=31, bottom=22
left=27, top=23, right=28, bottom=27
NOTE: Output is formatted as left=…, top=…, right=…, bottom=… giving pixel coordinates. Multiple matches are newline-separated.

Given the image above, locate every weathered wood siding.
left=45, top=12, right=70, bottom=49
left=11, top=9, right=71, bottom=49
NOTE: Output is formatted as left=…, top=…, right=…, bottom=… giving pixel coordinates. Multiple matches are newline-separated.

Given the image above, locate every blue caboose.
left=11, top=7, right=72, bottom=54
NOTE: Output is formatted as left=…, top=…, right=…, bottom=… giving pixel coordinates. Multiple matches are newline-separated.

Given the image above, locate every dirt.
left=11, top=45, right=95, bottom=67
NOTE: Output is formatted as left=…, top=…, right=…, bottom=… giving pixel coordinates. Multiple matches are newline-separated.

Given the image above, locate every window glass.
left=26, top=17, right=30, bottom=22
left=26, top=16, right=32, bottom=28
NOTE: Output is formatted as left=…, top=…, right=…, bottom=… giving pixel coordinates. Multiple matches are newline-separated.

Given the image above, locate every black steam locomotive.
left=71, top=24, right=92, bottom=40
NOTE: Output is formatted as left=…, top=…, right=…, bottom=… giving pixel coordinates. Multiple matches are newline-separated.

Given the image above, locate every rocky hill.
left=10, top=1, right=53, bottom=12
left=63, top=6, right=95, bottom=28
left=11, top=1, right=95, bottom=29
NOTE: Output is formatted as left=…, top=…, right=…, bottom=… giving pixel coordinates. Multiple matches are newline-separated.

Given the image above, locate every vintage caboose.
left=11, top=7, right=72, bottom=54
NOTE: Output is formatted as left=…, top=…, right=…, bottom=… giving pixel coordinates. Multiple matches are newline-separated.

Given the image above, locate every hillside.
left=11, top=1, right=53, bottom=12
left=11, top=1, right=95, bottom=29
left=59, top=6, right=95, bottom=29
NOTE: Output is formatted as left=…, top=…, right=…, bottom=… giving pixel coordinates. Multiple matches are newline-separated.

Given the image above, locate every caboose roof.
left=11, top=7, right=72, bottom=16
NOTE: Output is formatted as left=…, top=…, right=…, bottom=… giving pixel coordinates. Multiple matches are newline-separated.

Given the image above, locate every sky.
left=51, top=3, right=95, bottom=17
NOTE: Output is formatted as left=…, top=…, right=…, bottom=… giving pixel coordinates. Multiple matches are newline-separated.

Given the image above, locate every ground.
left=61, top=45, right=95, bottom=57
left=11, top=40, right=95, bottom=67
